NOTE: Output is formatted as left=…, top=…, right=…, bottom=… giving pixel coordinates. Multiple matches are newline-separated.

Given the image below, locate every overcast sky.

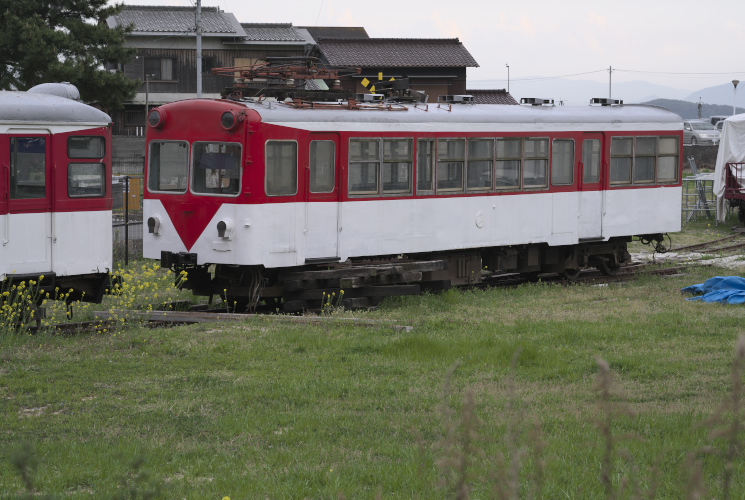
left=112, top=0, right=745, bottom=93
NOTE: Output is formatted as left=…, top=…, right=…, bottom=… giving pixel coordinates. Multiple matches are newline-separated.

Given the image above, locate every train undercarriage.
left=161, top=235, right=663, bottom=313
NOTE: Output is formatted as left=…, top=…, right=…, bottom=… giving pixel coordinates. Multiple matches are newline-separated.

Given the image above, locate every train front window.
left=68, top=136, right=105, bottom=158
left=192, top=142, right=242, bottom=196
left=266, top=141, right=298, bottom=196
left=657, top=136, right=679, bottom=183
left=148, top=141, right=188, bottom=193
left=10, top=137, right=46, bottom=199
left=69, top=163, right=105, bottom=197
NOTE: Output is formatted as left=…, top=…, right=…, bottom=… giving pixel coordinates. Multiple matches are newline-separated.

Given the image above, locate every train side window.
left=582, top=139, right=601, bottom=184
left=610, top=137, right=633, bottom=185
left=634, top=137, right=656, bottom=184
left=382, top=139, right=412, bottom=194
left=417, top=139, right=434, bottom=193
left=266, top=141, right=298, bottom=196
left=68, top=136, right=105, bottom=158
left=657, top=136, right=679, bottom=183
left=524, top=138, right=549, bottom=188
left=10, top=137, right=46, bottom=199
left=310, top=141, right=335, bottom=193
left=349, top=139, right=380, bottom=195
left=192, top=142, right=241, bottom=196
left=551, top=139, right=574, bottom=186
left=495, top=138, right=521, bottom=189
left=68, top=163, right=105, bottom=197
left=437, top=139, right=465, bottom=193
left=467, top=139, right=494, bottom=191
left=148, top=141, right=188, bottom=193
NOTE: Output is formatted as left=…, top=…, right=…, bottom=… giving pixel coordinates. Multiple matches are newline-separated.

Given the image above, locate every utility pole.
left=505, top=63, right=509, bottom=93
left=608, top=66, right=613, bottom=99
left=196, top=0, right=203, bottom=97
left=733, top=79, right=740, bottom=116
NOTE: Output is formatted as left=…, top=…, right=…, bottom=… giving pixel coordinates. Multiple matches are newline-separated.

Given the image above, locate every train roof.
left=0, top=91, right=111, bottom=125
left=210, top=99, right=684, bottom=133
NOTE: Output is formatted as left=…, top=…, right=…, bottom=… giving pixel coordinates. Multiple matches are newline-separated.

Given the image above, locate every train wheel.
left=597, top=259, right=621, bottom=276
left=563, top=268, right=581, bottom=281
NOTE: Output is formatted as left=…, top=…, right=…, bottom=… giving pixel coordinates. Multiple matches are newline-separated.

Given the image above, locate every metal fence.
left=113, top=174, right=144, bottom=266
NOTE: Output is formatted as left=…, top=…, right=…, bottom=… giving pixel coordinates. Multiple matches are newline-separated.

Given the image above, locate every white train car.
left=0, top=84, right=112, bottom=302
left=144, top=97, right=682, bottom=310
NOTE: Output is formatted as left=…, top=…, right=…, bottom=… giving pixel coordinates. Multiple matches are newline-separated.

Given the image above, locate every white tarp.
left=714, top=114, right=745, bottom=220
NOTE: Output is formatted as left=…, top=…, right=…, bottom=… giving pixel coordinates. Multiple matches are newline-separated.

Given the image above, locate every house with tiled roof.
left=313, top=38, right=479, bottom=102
left=300, top=26, right=369, bottom=40
left=106, top=6, right=314, bottom=134
left=466, top=89, right=519, bottom=105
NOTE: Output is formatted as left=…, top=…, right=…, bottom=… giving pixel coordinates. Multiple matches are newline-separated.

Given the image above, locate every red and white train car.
left=144, top=97, right=682, bottom=309
left=0, top=84, right=112, bottom=302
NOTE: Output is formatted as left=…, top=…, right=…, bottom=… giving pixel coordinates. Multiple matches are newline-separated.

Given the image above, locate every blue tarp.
left=682, top=276, right=745, bottom=304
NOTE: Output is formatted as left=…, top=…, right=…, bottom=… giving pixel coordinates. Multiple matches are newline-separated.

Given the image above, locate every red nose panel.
left=160, top=198, right=223, bottom=251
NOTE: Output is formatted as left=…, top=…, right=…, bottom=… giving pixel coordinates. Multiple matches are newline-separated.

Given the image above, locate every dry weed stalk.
left=594, top=356, right=639, bottom=500
left=436, top=361, right=481, bottom=500
left=691, top=333, right=745, bottom=500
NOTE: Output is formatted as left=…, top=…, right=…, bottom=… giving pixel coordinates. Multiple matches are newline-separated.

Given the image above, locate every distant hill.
left=640, top=99, right=744, bottom=120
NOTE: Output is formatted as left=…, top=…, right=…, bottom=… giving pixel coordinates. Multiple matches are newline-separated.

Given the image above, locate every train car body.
left=0, top=84, right=113, bottom=302
left=144, top=97, right=683, bottom=310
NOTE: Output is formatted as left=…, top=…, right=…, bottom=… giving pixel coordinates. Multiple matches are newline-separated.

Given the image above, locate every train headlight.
left=147, top=215, right=162, bottom=235
left=217, top=218, right=234, bottom=240
left=221, top=110, right=237, bottom=130
left=148, top=109, right=167, bottom=129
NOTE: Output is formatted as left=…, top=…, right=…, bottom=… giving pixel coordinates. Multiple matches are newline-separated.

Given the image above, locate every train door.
left=3, top=133, right=53, bottom=274
left=578, top=133, right=604, bottom=240
left=304, top=134, right=340, bottom=261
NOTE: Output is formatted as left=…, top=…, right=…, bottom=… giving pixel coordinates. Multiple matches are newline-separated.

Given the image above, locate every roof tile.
left=318, top=38, right=478, bottom=67
left=111, top=6, right=238, bottom=35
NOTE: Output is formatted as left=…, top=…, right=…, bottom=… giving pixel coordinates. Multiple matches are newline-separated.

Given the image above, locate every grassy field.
left=3, top=219, right=745, bottom=498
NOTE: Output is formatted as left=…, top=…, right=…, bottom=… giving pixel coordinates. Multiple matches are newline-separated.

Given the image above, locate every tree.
left=0, top=0, right=138, bottom=111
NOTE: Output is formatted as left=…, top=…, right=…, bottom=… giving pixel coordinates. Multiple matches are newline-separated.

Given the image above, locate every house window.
left=145, top=58, right=175, bottom=81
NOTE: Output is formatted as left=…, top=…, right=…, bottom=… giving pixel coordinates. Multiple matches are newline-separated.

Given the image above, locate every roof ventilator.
left=438, top=95, right=475, bottom=103
left=355, top=93, right=385, bottom=102
left=520, top=98, right=554, bottom=106
left=590, top=98, right=623, bottom=106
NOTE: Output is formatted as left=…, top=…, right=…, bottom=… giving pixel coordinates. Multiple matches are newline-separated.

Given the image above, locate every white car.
left=683, top=120, right=721, bottom=146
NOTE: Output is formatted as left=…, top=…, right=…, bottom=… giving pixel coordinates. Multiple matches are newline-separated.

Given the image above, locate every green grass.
left=4, top=231, right=745, bottom=497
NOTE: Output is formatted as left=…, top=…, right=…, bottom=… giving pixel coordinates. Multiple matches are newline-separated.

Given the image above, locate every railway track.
left=672, top=234, right=745, bottom=254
